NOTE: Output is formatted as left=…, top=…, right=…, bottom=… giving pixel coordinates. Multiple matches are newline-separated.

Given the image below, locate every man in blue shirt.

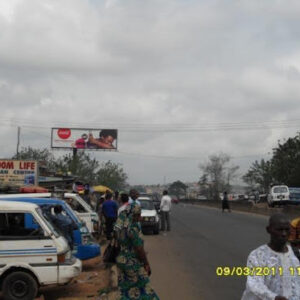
left=102, top=192, right=118, bottom=240
left=52, top=205, right=76, bottom=249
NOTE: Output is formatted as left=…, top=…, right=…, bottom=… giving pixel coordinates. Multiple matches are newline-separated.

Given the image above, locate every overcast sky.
left=1, top=0, right=300, bottom=185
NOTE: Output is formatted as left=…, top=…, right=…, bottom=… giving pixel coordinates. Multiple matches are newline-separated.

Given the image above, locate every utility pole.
left=16, top=126, right=20, bottom=159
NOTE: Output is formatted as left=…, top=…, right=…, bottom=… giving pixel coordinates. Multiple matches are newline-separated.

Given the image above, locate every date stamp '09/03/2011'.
left=216, top=266, right=300, bottom=277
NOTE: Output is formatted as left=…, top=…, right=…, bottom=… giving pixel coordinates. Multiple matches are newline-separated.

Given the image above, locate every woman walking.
left=114, top=203, right=159, bottom=300
left=222, top=191, right=231, bottom=213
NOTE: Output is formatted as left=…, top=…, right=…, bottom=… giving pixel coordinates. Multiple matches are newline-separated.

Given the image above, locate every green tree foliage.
left=169, top=180, right=187, bottom=198
left=244, top=134, right=300, bottom=189
left=271, top=135, right=300, bottom=186
left=242, top=159, right=273, bottom=193
left=12, top=147, right=128, bottom=190
left=95, top=160, right=128, bottom=191
left=12, top=147, right=56, bottom=172
left=199, top=153, right=239, bottom=200
left=55, top=152, right=99, bottom=184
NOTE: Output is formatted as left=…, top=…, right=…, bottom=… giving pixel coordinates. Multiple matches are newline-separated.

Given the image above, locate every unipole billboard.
left=0, top=160, right=38, bottom=186
left=51, top=128, right=118, bottom=151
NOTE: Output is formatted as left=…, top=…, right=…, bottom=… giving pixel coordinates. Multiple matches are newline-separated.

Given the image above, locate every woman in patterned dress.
left=114, top=202, right=159, bottom=300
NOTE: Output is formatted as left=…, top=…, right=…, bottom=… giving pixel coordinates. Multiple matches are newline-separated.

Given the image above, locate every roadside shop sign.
left=51, top=128, right=118, bottom=151
left=0, top=159, right=38, bottom=186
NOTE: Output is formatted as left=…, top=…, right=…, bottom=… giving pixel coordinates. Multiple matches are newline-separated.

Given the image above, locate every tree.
left=55, top=152, right=100, bottom=184
left=199, top=153, right=239, bottom=200
left=12, top=147, right=56, bottom=172
left=243, top=159, right=273, bottom=193
left=168, top=180, right=187, bottom=198
left=95, top=160, right=128, bottom=191
left=271, top=135, right=300, bottom=186
left=198, top=174, right=211, bottom=198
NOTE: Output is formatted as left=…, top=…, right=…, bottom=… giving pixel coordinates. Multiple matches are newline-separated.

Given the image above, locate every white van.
left=0, top=193, right=99, bottom=234
left=63, top=193, right=99, bottom=234
left=267, top=185, right=290, bottom=207
left=0, top=201, right=82, bottom=300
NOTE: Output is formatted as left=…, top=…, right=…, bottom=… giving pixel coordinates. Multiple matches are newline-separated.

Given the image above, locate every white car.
left=138, top=197, right=160, bottom=234
left=267, top=185, right=290, bottom=207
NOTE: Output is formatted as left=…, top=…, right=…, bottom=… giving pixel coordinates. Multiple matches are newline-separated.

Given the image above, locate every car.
left=288, top=187, right=300, bottom=205
left=138, top=196, right=160, bottom=234
left=139, top=193, right=161, bottom=211
left=171, top=195, right=179, bottom=204
left=267, top=185, right=290, bottom=207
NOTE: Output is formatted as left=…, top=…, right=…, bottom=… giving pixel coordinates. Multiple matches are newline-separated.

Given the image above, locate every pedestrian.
left=114, top=190, right=119, bottom=201
left=288, top=216, right=300, bottom=261
left=222, top=191, right=231, bottom=212
left=114, top=203, right=160, bottom=300
left=102, top=192, right=118, bottom=240
left=129, top=189, right=141, bottom=206
left=160, top=190, right=172, bottom=232
left=96, top=195, right=105, bottom=236
left=82, top=183, right=91, bottom=205
left=118, top=193, right=129, bottom=216
left=52, top=205, right=77, bottom=250
left=241, top=213, right=300, bottom=300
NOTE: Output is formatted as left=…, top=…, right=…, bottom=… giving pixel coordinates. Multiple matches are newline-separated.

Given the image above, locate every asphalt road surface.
left=145, top=204, right=270, bottom=300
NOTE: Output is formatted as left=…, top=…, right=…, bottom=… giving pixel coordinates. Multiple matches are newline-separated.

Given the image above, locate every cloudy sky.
left=1, top=0, right=300, bottom=185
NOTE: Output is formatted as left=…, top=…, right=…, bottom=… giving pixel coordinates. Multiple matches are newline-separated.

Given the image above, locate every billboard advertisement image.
left=51, top=128, right=118, bottom=150
left=0, top=160, right=38, bottom=186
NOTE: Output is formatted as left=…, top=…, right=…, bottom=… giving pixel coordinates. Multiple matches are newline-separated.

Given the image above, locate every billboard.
left=0, top=160, right=38, bottom=186
left=51, top=128, right=118, bottom=150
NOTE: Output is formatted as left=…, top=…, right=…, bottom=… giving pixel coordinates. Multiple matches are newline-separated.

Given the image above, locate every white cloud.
left=1, top=0, right=300, bottom=184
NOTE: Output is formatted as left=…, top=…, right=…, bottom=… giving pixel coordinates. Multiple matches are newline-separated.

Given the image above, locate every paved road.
left=145, top=204, right=270, bottom=300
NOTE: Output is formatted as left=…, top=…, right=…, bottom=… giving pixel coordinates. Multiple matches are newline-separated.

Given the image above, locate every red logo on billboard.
left=57, top=128, right=71, bottom=139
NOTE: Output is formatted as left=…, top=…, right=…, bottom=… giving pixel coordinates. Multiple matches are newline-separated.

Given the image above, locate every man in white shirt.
left=160, top=190, right=172, bottom=232
left=241, top=213, right=300, bottom=300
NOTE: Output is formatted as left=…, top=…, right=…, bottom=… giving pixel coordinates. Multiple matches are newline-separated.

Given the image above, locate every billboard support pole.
left=16, top=127, right=21, bottom=159
left=69, top=148, right=78, bottom=178
left=73, top=148, right=77, bottom=158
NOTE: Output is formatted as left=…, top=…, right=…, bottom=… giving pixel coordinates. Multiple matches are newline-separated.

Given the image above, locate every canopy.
left=19, top=186, right=49, bottom=193
left=93, top=185, right=113, bottom=193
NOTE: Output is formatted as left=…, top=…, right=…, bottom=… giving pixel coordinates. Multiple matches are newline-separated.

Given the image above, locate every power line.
left=0, top=118, right=300, bottom=133
left=114, top=151, right=270, bottom=161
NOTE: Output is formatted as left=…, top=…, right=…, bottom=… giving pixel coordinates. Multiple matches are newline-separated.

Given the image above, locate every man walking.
left=160, top=190, right=172, bottom=232
left=129, top=189, right=141, bottom=206
left=241, top=213, right=300, bottom=300
left=102, top=192, right=118, bottom=240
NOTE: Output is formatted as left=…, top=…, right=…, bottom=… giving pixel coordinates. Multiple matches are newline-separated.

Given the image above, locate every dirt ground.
left=40, top=254, right=118, bottom=300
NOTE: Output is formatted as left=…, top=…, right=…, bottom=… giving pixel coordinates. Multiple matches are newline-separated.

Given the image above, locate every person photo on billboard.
left=74, top=133, right=89, bottom=149
left=88, top=129, right=117, bottom=149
